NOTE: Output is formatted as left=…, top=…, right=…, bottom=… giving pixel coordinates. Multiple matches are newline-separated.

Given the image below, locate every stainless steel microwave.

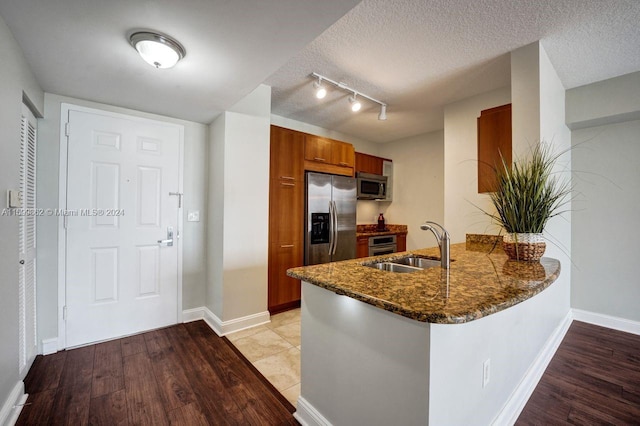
left=356, top=172, right=388, bottom=200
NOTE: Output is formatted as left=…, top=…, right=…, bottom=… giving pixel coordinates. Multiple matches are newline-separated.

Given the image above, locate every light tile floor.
left=227, top=308, right=301, bottom=406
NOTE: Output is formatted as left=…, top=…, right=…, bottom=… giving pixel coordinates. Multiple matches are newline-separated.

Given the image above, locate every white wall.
left=0, top=14, right=43, bottom=421
left=36, top=93, right=209, bottom=345
left=443, top=87, right=512, bottom=243
left=567, top=71, right=640, bottom=322
left=378, top=131, right=445, bottom=250
left=207, top=85, right=271, bottom=321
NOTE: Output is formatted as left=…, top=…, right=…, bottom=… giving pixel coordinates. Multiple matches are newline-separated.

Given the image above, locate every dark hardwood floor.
left=517, top=320, right=640, bottom=425
left=17, top=320, right=298, bottom=425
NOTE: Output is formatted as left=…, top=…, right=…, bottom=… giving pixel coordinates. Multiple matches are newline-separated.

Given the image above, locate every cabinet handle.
left=339, top=162, right=350, bottom=166
left=314, top=157, right=326, bottom=162
left=280, top=182, right=295, bottom=187
left=280, top=244, right=294, bottom=248
left=280, top=176, right=295, bottom=180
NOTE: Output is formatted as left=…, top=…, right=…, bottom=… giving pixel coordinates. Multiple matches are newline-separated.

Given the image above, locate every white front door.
left=65, top=107, right=182, bottom=348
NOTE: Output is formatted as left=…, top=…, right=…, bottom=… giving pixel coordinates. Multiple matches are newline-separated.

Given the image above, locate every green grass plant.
left=485, top=143, right=571, bottom=234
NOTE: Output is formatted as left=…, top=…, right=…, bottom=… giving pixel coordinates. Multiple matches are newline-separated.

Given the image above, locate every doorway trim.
left=57, top=103, right=184, bottom=350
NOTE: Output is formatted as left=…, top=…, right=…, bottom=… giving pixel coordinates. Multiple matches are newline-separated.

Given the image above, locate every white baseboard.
left=0, top=382, right=27, bottom=426
left=294, top=396, right=333, bottom=426
left=572, top=309, right=640, bottom=335
left=182, top=307, right=270, bottom=337
left=41, top=338, right=58, bottom=355
left=182, top=307, right=205, bottom=323
left=492, top=309, right=573, bottom=426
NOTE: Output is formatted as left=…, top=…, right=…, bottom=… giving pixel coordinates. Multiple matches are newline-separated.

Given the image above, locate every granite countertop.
left=356, top=224, right=408, bottom=237
left=287, top=238, right=561, bottom=324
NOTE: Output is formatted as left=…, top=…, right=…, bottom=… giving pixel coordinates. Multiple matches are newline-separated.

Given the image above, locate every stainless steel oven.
left=368, top=235, right=397, bottom=256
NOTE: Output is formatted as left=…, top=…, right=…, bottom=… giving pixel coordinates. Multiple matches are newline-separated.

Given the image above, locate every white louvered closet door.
left=19, top=103, right=37, bottom=377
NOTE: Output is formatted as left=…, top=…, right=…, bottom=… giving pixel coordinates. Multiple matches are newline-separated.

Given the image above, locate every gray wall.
left=379, top=130, right=445, bottom=250
left=37, top=93, right=209, bottom=345
left=568, top=72, right=640, bottom=321
left=0, top=14, right=43, bottom=416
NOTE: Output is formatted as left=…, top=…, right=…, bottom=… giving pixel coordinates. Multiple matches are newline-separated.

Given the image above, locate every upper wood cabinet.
left=304, top=134, right=355, bottom=176
left=331, top=140, right=355, bottom=168
left=355, top=152, right=387, bottom=175
left=271, top=126, right=304, bottom=181
left=304, top=135, right=333, bottom=164
left=477, top=104, right=512, bottom=193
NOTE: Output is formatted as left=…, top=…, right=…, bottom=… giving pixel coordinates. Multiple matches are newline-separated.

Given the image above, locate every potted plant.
left=483, top=143, right=571, bottom=261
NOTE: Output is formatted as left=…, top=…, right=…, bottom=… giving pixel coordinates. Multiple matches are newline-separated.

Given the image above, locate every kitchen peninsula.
left=287, top=237, right=570, bottom=425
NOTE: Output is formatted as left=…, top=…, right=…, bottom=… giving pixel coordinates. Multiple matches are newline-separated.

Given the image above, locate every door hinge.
left=64, top=122, right=70, bottom=137
left=63, top=215, right=68, bottom=229
left=63, top=305, right=67, bottom=321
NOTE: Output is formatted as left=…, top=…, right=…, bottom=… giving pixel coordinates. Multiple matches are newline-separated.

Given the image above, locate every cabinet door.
left=268, top=243, right=303, bottom=310
left=331, top=141, right=355, bottom=168
left=357, top=237, right=369, bottom=258
left=477, top=104, right=511, bottom=193
left=396, top=234, right=407, bottom=252
left=355, top=152, right=383, bottom=175
left=271, top=126, right=304, bottom=181
left=269, top=178, right=304, bottom=245
left=305, top=135, right=333, bottom=163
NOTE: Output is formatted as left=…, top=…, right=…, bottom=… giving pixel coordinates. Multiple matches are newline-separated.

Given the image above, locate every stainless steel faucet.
left=420, top=221, right=450, bottom=269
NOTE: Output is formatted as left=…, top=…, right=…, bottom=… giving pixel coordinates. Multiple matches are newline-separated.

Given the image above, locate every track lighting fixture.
left=378, top=104, right=387, bottom=121
left=310, top=72, right=388, bottom=120
left=313, top=77, right=327, bottom=99
left=349, top=94, right=362, bottom=112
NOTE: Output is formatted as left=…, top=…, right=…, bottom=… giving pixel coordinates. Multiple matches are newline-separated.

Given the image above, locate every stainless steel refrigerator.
left=305, top=172, right=357, bottom=265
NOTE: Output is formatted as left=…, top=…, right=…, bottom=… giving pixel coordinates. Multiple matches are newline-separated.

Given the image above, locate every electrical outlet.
left=187, top=211, right=200, bottom=222
left=483, top=359, right=491, bottom=388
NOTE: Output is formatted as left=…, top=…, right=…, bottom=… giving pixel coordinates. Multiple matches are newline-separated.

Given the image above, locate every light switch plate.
left=187, top=210, right=200, bottom=222
left=7, top=190, right=22, bottom=208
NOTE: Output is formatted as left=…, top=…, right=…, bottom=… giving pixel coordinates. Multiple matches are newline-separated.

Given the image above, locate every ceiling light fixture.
left=349, top=94, right=362, bottom=112
left=129, top=31, right=186, bottom=69
left=313, top=77, right=327, bottom=99
left=378, top=104, right=387, bottom=121
left=310, top=72, right=388, bottom=120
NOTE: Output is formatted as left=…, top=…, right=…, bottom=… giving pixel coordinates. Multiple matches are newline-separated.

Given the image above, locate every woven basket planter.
left=502, top=233, right=546, bottom=261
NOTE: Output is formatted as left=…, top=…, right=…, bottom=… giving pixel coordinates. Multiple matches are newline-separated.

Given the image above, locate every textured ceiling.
left=0, top=0, right=360, bottom=124
left=266, top=0, right=640, bottom=142
left=2, top=1, right=639, bottom=143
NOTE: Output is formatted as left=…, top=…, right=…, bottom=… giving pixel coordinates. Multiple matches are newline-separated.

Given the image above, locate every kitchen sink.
left=363, top=255, right=444, bottom=273
left=365, top=262, right=423, bottom=273
left=392, top=256, right=441, bottom=269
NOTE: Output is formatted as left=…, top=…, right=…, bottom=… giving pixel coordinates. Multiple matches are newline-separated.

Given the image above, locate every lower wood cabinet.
left=397, top=233, right=407, bottom=252
left=357, top=236, right=369, bottom=258
left=268, top=243, right=303, bottom=313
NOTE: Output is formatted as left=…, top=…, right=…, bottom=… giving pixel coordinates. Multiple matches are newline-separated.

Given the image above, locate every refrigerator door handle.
left=328, top=201, right=335, bottom=255
left=332, top=200, right=339, bottom=255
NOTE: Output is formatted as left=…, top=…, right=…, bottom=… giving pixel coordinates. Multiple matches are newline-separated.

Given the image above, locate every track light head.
left=310, top=73, right=388, bottom=120
left=313, top=79, right=327, bottom=99
left=349, top=94, right=362, bottom=112
left=378, top=104, right=387, bottom=121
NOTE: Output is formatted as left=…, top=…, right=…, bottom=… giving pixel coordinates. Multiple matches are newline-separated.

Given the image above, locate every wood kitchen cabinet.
left=357, top=236, right=369, bottom=258
left=270, top=126, right=304, bottom=181
left=304, top=134, right=355, bottom=176
left=396, top=233, right=407, bottom=252
left=477, top=104, right=512, bottom=193
left=268, top=126, right=304, bottom=314
left=355, top=152, right=387, bottom=175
